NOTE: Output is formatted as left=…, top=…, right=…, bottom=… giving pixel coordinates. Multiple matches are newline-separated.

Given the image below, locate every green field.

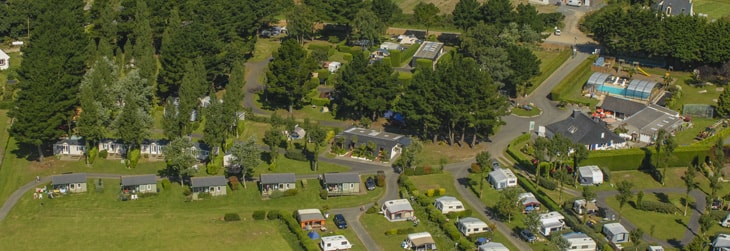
left=605, top=193, right=690, bottom=242
left=694, top=0, right=730, bottom=19
left=528, top=48, right=571, bottom=96
left=0, top=177, right=383, bottom=249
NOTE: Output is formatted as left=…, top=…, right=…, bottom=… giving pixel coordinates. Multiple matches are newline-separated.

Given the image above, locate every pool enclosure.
left=585, top=72, right=657, bottom=100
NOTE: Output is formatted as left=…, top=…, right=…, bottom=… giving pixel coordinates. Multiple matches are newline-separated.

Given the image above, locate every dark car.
left=519, top=229, right=536, bottom=243
left=491, top=159, right=501, bottom=169
left=334, top=214, right=347, bottom=229
left=366, top=177, right=376, bottom=191
left=712, top=199, right=723, bottom=210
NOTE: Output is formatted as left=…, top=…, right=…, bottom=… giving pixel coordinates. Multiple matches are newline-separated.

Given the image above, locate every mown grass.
left=252, top=37, right=282, bottom=62
left=550, top=56, right=599, bottom=107
left=511, top=106, right=542, bottom=117
left=604, top=193, right=690, bottom=242
left=528, top=48, right=571, bottom=95
left=694, top=0, right=730, bottom=19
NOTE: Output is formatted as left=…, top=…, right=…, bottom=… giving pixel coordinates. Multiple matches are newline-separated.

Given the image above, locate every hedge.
left=581, top=145, right=711, bottom=171
left=399, top=44, right=420, bottom=66
left=311, top=97, right=330, bottom=107
left=308, top=44, right=334, bottom=56
left=224, top=213, right=241, bottom=221
left=342, top=53, right=353, bottom=62
left=285, top=148, right=307, bottom=161
left=280, top=211, right=320, bottom=251
left=381, top=57, right=391, bottom=67
left=415, top=58, right=433, bottom=69
left=389, top=50, right=402, bottom=67
left=252, top=210, right=267, bottom=220
left=398, top=72, right=412, bottom=86
left=639, top=201, right=678, bottom=214
left=506, top=133, right=534, bottom=169
left=550, top=56, right=594, bottom=101
left=538, top=177, right=557, bottom=190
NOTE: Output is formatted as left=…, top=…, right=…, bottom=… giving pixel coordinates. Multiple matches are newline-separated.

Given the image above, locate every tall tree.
left=413, top=2, right=440, bottom=37
left=263, top=128, right=285, bottom=160
left=655, top=129, right=676, bottom=185
left=230, top=136, right=262, bottom=189
left=77, top=57, right=117, bottom=146
left=223, top=61, right=245, bottom=137
left=495, top=187, right=521, bottom=223
left=396, top=139, right=423, bottom=169
left=571, top=143, right=589, bottom=186
left=479, top=0, right=515, bottom=27
left=9, top=0, right=87, bottom=160
left=452, top=0, right=481, bottom=31
left=203, top=97, right=227, bottom=150
left=476, top=151, right=491, bottom=198
left=615, top=180, right=634, bottom=220
left=522, top=210, right=540, bottom=236
left=176, top=58, right=208, bottom=136
left=335, top=52, right=399, bottom=121
left=549, top=234, right=570, bottom=251
left=157, top=8, right=184, bottom=96
left=398, top=66, right=441, bottom=142
left=164, top=137, right=198, bottom=186
left=352, top=9, right=385, bottom=45
left=287, top=4, right=317, bottom=45
left=131, top=0, right=157, bottom=87
left=371, top=0, right=401, bottom=25
left=308, top=125, right=327, bottom=171
left=710, top=137, right=725, bottom=201
left=115, top=82, right=151, bottom=150
left=682, top=166, right=697, bottom=216
left=265, top=39, right=317, bottom=114
left=506, top=45, right=540, bottom=96
left=630, top=228, right=644, bottom=249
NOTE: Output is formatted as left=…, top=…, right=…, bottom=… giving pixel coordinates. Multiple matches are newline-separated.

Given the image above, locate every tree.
left=555, top=167, right=569, bottom=204
left=413, top=2, right=439, bottom=37
left=157, top=8, right=185, bottom=96
left=495, top=187, right=521, bottom=223
left=230, top=136, right=262, bottom=189
left=683, top=166, right=697, bottom=216
left=700, top=213, right=715, bottom=237
left=176, top=58, right=208, bottom=136
left=475, top=151, right=491, bottom=198
left=370, top=0, right=401, bottom=25
left=9, top=0, right=87, bottom=161
left=550, top=234, right=571, bottom=251
left=265, top=39, right=318, bottom=114
left=223, top=61, right=245, bottom=137
left=77, top=58, right=117, bottom=146
left=630, top=228, right=644, bottom=250
left=335, top=53, right=400, bottom=121
left=287, top=5, right=317, bottom=45
left=615, top=180, right=634, bottom=219
left=398, top=66, right=441, bottom=143
left=582, top=186, right=597, bottom=223
left=636, top=191, right=644, bottom=210
left=506, top=45, right=541, bottom=97
left=352, top=9, right=385, bottom=45
left=395, top=139, right=423, bottom=169
left=115, top=92, right=151, bottom=150
left=131, top=0, right=157, bottom=85
left=479, top=0, right=514, bottom=27
left=711, top=137, right=726, bottom=201
left=308, top=125, right=327, bottom=171
left=655, top=129, right=676, bottom=185
left=452, top=0, right=481, bottom=31
left=164, top=138, right=198, bottom=186
left=263, top=128, right=285, bottom=160
left=203, top=98, right=227, bottom=150
left=523, top=210, right=540, bottom=235
left=571, top=144, right=589, bottom=186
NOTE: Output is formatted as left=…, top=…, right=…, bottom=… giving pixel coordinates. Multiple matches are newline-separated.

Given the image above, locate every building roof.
left=297, top=209, right=325, bottom=222
left=600, top=95, right=646, bottom=116
left=563, top=232, right=596, bottom=245
left=55, top=135, right=85, bottom=146
left=324, top=172, right=360, bottom=184
left=190, top=176, right=227, bottom=187
left=603, top=222, right=629, bottom=234
left=540, top=211, right=565, bottom=221
left=478, top=242, right=509, bottom=251
left=141, top=139, right=169, bottom=145
left=407, top=232, right=435, bottom=246
left=458, top=217, right=487, bottom=227
left=341, top=127, right=410, bottom=145
left=655, top=0, right=693, bottom=16
left=0, top=49, right=8, bottom=59
left=625, top=79, right=658, bottom=99
left=380, top=42, right=401, bottom=51
left=52, top=173, right=87, bottom=185
left=489, top=168, right=516, bottom=182
left=579, top=165, right=602, bottom=178
left=383, top=199, right=414, bottom=213
left=120, top=175, right=156, bottom=186
left=413, top=41, right=444, bottom=60
left=321, top=235, right=349, bottom=243
left=586, top=72, right=615, bottom=87
left=434, top=196, right=462, bottom=204
left=541, top=217, right=565, bottom=229
left=624, top=104, right=682, bottom=135
left=714, top=234, right=730, bottom=248
left=519, top=192, right=540, bottom=205
left=260, top=173, right=296, bottom=184
left=546, top=110, right=625, bottom=147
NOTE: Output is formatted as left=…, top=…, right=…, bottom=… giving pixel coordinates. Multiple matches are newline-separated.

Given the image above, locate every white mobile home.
left=433, top=196, right=465, bottom=214
left=320, top=235, right=352, bottom=251
left=603, top=223, right=629, bottom=244
left=539, top=211, right=566, bottom=236
left=563, top=232, right=597, bottom=251
left=488, top=168, right=517, bottom=190
left=404, top=232, right=437, bottom=251
left=578, top=165, right=604, bottom=185
left=456, top=217, right=490, bottom=237
left=382, top=199, right=414, bottom=222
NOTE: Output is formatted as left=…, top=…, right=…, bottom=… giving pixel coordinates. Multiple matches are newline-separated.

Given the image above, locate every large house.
left=404, top=232, right=437, bottom=251
left=53, top=136, right=86, bottom=157
left=433, top=196, right=465, bottom=214
left=0, top=49, right=9, bottom=70
left=456, top=217, right=490, bottom=237
left=488, top=168, right=517, bottom=190
left=599, top=95, right=647, bottom=120
left=382, top=199, right=414, bottom=222
left=410, top=41, right=445, bottom=68
left=563, top=232, right=597, bottom=251
left=323, top=172, right=361, bottom=196
left=654, top=0, right=694, bottom=16
left=603, top=222, right=630, bottom=244
left=296, top=209, right=326, bottom=229
left=259, top=173, right=296, bottom=196
left=120, top=175, right=157, bottom=194
left=336, top=126, right=411, bottom=160
left=545, top=110, right=626, bottom=150
left=190, top=176, right=227, bottom=197
left=51, top=173, right=87, bottom=194
left=623, top=104, right=683, bottom=143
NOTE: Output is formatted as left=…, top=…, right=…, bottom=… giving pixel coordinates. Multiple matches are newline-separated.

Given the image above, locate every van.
left=721, top=214, right=730, bottom=227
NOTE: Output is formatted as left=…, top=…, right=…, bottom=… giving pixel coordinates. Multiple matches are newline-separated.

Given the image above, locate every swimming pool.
left=596, top=85, right=627, bottom=96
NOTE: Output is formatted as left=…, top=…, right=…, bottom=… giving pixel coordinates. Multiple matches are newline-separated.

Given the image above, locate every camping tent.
left=308, top=231, right=320, bottom=240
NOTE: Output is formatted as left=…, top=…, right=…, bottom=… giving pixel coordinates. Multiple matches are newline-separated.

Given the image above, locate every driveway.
left=595, top=188, right=705, bottom=248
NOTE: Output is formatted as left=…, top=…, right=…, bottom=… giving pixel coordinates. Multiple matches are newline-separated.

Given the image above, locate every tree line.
left=583, top=3, right=730, bottom=69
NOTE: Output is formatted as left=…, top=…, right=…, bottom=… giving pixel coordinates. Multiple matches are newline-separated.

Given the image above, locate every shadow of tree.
left=653, top=192, right=671, bottom=204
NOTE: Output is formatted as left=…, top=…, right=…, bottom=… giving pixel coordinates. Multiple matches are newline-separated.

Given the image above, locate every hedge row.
left=399, top=44, right=421, bottom=66
left=695, top=126, right=730, bottom=146
left=273, top=210, right=320, bottom=251
left=581, top=145, right=711, bottom=171
left=415, top=59, right=433, bottom=69
left=389, top=50, right=402, bottom=67
left=505, top=133, right=534, bottom=170
left=550, top=56, right=594, bottom=101
left=639, top=201, right=678, bottom=214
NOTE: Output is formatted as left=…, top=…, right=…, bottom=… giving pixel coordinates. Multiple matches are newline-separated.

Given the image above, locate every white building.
left=488, top=168, right=517, bottom=190
left=320, top=235, right=352, bottom=251
left=563, top=232, right=597, bottom=251
left=712, top=233, right=730, bottom=251
left=382, top=199, right=414, bottom=222
left=648, top=246, right=665, bottom=251
left=539, top=211, right=566, bottom=236
left=478, top=242, right=509, bottom=251
left=578, top=165, right=604, bottom=185
left=404, top=232, right=436, bottom=251
left=518, top=192, right=541, bottom=213
left=603, top=223, right=629, bottom=244
left=0, top=49, right=9, bottom=70
left=456, top=217, right=490, bottom=237
left=433, top=196, right=465, bottom=214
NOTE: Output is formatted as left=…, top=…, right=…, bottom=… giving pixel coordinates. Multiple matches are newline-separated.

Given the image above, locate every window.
left=146, top=184, right=152, bottom=191
left=70, top=184, right=75, bottom=189
left=216, top=186, right=221, bottom=191
left=581, top=245, right=589, bottom=249
left=209, top=186, right=214, bottom=192
left=482, top=227, right=489, bottom=231
left=0, top=59, right=5, bottom=65
left=326, top=243, right=331, bottom=247
left=350, top=183, right=354, bottom=188
left=341, top=241, right=347, bottom=245
left=473, top=228, right=479, bottom=232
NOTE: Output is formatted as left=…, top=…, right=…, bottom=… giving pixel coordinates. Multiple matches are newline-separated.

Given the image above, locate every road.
left=595, top=188, right=705, bottom=248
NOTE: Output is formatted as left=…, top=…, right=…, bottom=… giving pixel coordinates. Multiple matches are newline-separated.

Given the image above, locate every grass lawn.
left=605, top=194, right=690, bottom=242
left=0, top=176, right=382, bottom=250
left=252, top=37, right=282, bottom=62
left=257, top=156, right=351, bottom=174
left=694, top=0, right=730, bottom=19
left=674, top=118, right=715, bottom=146
left=420, top=141, right=483, bottom=165
left=552, top=56, right=600, bottom=107
left=527, top=48, right=571, bottom=96
left=511, top=106, right=541, bottom=117
left=594, top=167, right=709, bottom=192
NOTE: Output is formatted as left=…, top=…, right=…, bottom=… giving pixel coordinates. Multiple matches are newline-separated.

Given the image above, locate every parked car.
left=520, top=229, right=536, bottom=243
left=554, top=29, right=561, bottom=36
left=712, top=199, right=723, bottom=210
left=491, top=159, right=501, bottom=169
left=366, top=177, right=376, bottom=191
left=334, top=214, right=347, bottom=229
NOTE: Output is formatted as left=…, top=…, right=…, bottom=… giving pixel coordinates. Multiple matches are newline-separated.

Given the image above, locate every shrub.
left=285, top=149, right=307, bottom=161
left=366, top=203, right=379, bottom=214
left=183, top=187, right=192, bottom=196
left=252, top=210, right=267, bottom=220
left=197, top=192, right=212, bottom=200
left=415, top=58, right=433, bottom=69
left=319, top=189, right=328, bottom=200
left=397, top=227, right=415, bottom=235
left=710, top=210, right=727, bottom=221
left=423, top=166, right=433, bottom=174
left=269, top=190, right=284, bottom=199
left=389, top=50, right=401, bottom=67
left=161, top=179, right=171, bottom=190
left=224, top=213, right=241, bottom=221
left=228, top=176, right=240, bottom=191
left=414, top=166, right=425, bottom=175
left=438, top=188, right=446, bottom=196
left=127, top=149, right=140, bottom=168
left=311, top=97, right=330, bottom=106
left=427, top=189, right=435, bottom=197
left=284, top=189, right=299, bottom=197
left=539, top=177, right=557, bottom=190
left=207, top=154, right=223, bottom=175
left=639, top=201, right=678, bottom=214
left=382, top=57, right=391, bottom=66
left=445, top=209, right=473, bottom=219
left=87, top=147, right=98, bottom=164
left=342, top=53, right=353, bottom=62
left=444, top=224, right=462, bottom=241
left=377, top=174, right=386, bottom=187
left=470, top=163, right=482, bottom=173
left=267, top=210, right=282, bottom=220
left=404, top=168, right=415, bottom=176
left=328, top=36, right=340, bottom=43
left=99, top=150, right=108, bottom=159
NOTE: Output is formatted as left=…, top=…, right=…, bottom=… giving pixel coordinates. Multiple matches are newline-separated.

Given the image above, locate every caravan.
left=721, top=214, right=730, bottom=227
left=567, top=0, right=582, bottom=6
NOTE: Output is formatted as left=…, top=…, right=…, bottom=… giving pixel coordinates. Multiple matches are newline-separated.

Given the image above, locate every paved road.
left=595, top=188, right=705, bottom=248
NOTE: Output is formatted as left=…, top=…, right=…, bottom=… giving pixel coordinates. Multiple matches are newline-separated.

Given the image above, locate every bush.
left=377, top=174, right=386, bottom=187
left=639, top=201, right=678, bottom=214
left=470, top=163, right=482, bottom=173
left=342, top=53, right=353, bottom=62
left=267, top=210, right=282, bottom=220
left=445, top=209, right=473, bottom=219
left=427, top=189, right=435, bottom=197
left=381, top=57, right=391, bottom=66
left=423, top=166, right=433, bottom=174
left=284, top=189, right=299, bottom=197
left=539, top=177, right=558, bottom=190
left=224, top=213, right=241, bottom=221
left=389, top=50, right=401, bottom=67
left=87, top=147, right=98, bottom=164
left=127, top=149, right=140, bottom=168
left=228, top=176, right=240, bottom=191
left=328, top=36, right=340, bottom=43
left=183, top=187, right=192, bottom=196
left=384, top=228, right=399, bottom=235
left=397, top=227, right=415, bottom=235
left=252, top=210, right=267, bottom=220
left=366, top=203, right=379, bottom=214
left=161, top=179, right=171, bottom=190
left=319, top=189, right=328, bottom=200
left=99, top=150, right=108, bottom=159
left=400, top=45, right=420, bottom=66
left=285, top=149, right=307, bottom=161
left=311, top=97, right=330, bottom=107
left=207, top=154, right=223, bottom=175
left=710, top=210, right=727, bottom=221
left=437, top=188, right=446, bottom=196
left=197, top=192, right=212, bottom=200
left=415, top=58, right=433, bottom=69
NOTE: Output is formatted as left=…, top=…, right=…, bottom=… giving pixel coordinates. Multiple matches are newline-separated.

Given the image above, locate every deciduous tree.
left=683, top=166, right=696, bottom=216
left=495, top=187, right=522, bottom=223
left=413, top=2, right=440, bottom=37
left=230, top=136, right=262, bottom=189
left=265, top=39, right=318, bottom=114
left=476, top=151, right=491, bottom=198
left=308, top=125, right=327, bottom=171
left=615, top=180, right=634, bottom=219
left=352, top=9, right=385, bottom=45
left=452, top=0, right=481, bottom=31
left=164, top=137, right=198, bottom=186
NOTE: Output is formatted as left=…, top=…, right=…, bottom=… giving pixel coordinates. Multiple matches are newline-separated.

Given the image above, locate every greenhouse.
left=625, top=79, right=657, bottom=100
left=585, top=72, right=615, bottom=88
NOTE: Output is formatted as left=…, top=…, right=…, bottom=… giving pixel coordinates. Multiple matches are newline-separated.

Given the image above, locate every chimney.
left=571, top=110, right=580, bottom=119
left=601, top=133, right=605, bottom=139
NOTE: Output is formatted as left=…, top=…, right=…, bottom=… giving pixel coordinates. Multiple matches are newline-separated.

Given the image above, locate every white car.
left=554, top=29, right=561, bottom=36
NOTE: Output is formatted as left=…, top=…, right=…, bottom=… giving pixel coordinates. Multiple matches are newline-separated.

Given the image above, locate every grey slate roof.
left=623, top=104, right=682, bottom=134
left=52, top=173, right=87, bottom=185
left=713, top=234, right=730, bottom=248
left=546, top=110, right=625, bottom=146
left=413, top=41, right=444, bottom=60
left=600, top=95, right=646, bottom=116
left=339, top=127, right=412, bottom=153
left=120, top=175, right=157, bottom=186
left=191, top=176, right=227, bottom=187
left=260, top=173, right=296, bottom=184
left=55, top=136, right=85, bottom=146
left=324, top=173, right=360, bottom=184
left=655, top=0, right=693, bottom=16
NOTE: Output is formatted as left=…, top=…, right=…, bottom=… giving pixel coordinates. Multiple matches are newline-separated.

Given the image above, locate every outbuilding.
left=51, top=173, right=88, bottom=194
left=578, top=165, right=604, bottom=185
left=320, top=235, right=352, bottom=251
left=404, top=232, right=436, bottom=251
left=603, top=222, right=630, bottom=244
left=563, top=232, right=597, bottom=251
left=382, top=199, right=414, bottom=222
left=433, top=196, right=465, bottom=214
left=456, top=217, right=490, bottom=237
left=488, top=168, right=517, bottom=190
left=296, top=209, right=326, bottom=229
left=573, top=199, right=599, bottom=215
left=190, top=176, right=227, bottom=197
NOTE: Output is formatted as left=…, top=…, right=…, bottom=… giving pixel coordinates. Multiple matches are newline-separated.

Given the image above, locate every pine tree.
left=164, top=137, right=198, bottom=186
left=265, top=39, right=317, bottom=114
left=223, top=61, right=245, bottom=136
left=177, top=58, right=208, bottom=136
left=230, top=136, right=262, bottom=189
left=717, top=86, right=730, bottom=117
left=77, top=58, right=118, bottom=145
left=9, top=0, right=87, bottom=160
left=157, top=8, right=184, bottom=96
left=203, top=97, right=227, bottom=150
left=131, top=0, right=157, bottom=89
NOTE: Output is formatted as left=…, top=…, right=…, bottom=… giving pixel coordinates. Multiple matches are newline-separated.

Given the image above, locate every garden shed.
left=296, top=209, right=326, bottom=229
left=603, top=222, right=629, bottom=244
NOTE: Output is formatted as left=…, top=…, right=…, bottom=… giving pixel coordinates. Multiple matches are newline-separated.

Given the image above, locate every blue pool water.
left=596, top=85, right=627, bottom=96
